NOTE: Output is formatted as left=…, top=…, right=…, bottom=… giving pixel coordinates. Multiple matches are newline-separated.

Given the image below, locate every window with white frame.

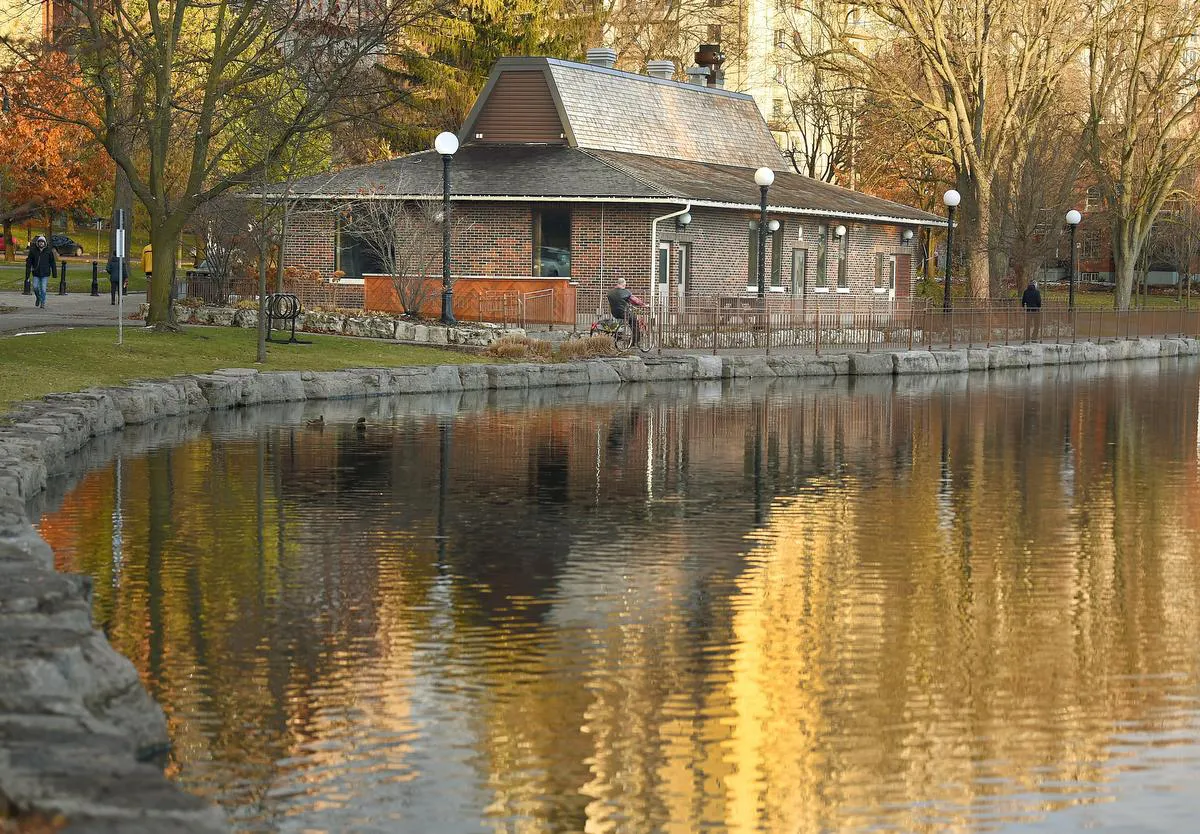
left=1086, top=187, right=1102, bottom=211
left=1081, top=228, right=1101, bottom=259
left=875, top=253, right=896, bottom=290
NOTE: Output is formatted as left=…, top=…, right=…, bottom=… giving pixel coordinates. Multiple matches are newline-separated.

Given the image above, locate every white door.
left=677, top=243, right=690, bottom=310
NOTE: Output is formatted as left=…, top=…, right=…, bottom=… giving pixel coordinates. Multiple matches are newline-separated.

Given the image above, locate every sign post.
left=115, top=209, right=125, bottom=345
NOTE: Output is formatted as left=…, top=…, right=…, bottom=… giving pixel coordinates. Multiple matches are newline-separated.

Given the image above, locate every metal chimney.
left=586, top=47, right=617, bottom=69
left=693, top=43, right=726, bottom=87
left=685, top=65, right=709, bottom=86
left=646, top=59, right=676, bottom=80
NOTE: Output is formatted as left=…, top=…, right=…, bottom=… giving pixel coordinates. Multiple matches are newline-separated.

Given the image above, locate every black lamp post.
left=942, top=188, right=960, bottom=311
left=434, top=131, right=459, bottom=325
left=1065, top=209, right=1081, bottom=310
left=754, top=166, right=774, bottom=299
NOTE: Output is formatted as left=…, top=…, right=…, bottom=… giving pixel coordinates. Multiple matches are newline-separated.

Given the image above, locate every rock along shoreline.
left=2, top=337, right=1198, bottom=832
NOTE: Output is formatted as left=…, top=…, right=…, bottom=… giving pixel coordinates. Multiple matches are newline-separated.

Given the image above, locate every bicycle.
left=590, top=308, right=651, bottom=353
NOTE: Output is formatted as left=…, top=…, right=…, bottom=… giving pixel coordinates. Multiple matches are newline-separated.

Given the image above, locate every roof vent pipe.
left=586, top=47, right=617, bottom=69
left=646, top=59, right=676, bottom=80
left=684, top=65, right=709, bottom=86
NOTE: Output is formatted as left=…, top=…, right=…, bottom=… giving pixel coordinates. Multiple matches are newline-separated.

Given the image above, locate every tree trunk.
left=109, top=168, right=134, bottom=257
left=965, top=175, right=993, bottom=299
left=1112, top=255, right=1135, bottom=310
left=257, top=249, right=268, bottom=363
left=146, top=217, right=183, bottom=328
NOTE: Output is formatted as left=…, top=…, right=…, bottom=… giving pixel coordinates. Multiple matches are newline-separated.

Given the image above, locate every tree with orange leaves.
left=0, top=53, right=110, bottom=262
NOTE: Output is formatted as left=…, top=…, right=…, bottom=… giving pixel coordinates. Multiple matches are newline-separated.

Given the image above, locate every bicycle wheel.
left=637, top=317, right=652, bottom=353
left=613, top=320, right=634, bottom=351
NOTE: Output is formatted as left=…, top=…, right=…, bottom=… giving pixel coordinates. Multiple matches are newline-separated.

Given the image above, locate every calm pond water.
left=34, top=361, right=1200, bottom=833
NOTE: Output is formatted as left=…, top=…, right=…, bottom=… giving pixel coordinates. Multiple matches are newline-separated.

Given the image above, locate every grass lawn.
left=0, top=326, right=480, bottom=415
left=0, top=261, right=149, bottom=295
left=914, top=279, right=1193, bottom=310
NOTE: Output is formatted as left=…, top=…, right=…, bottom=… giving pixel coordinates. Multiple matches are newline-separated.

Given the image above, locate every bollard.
left=58, top=260, right=68, bottom=295
left=91, top=261, right=100, bottom=296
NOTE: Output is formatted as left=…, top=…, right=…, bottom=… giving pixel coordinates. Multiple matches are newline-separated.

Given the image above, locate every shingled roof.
left=281, top=145, right=944, bottom=226
left=460, top=57, right=786, bottom=170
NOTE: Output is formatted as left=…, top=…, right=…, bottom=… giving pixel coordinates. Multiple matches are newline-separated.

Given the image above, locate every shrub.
left=234, top=299, right=259, bottom=310
left=485, top=335, right=554, bottom=360
left=556, top=334, right=617, bottom=360
left=176, top=296, right=206, bottom=309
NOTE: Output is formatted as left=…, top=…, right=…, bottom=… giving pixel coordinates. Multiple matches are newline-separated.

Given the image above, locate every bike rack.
left=266, top=293, right=311, bottom=344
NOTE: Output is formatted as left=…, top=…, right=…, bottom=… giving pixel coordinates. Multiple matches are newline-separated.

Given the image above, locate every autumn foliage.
left=0, top=53, right=110, bottom=260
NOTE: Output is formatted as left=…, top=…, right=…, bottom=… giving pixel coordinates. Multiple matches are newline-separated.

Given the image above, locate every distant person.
left=607, top=277, right=645, bottom=340
left=140, top=243, right=153, bottom=295
left=25, top=235, right=57, bottom=309
left=105, top=252, right=130, bottom=305
left=1022, top=280, right=1042, bottom=341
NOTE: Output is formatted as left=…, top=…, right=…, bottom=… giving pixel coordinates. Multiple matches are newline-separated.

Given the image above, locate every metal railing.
left=646, top=300, right=1200, bottom=355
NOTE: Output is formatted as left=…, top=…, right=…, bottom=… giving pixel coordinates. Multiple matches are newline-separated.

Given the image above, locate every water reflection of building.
left=36, top=364, right=1200, bottom=831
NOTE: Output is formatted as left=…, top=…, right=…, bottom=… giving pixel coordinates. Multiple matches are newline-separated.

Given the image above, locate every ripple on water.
left=34, top=362, right=1200, bottom=832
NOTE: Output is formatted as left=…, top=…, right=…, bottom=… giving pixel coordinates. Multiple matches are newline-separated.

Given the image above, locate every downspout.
left=650, top=203, right=691, bottom=307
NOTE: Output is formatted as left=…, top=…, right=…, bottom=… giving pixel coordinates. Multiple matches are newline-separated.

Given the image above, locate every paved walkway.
left=0, top=289, right=145, bottom=336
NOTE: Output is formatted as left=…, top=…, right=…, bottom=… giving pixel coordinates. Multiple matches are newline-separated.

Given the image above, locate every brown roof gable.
left=460, top=57, right=785, bottom=170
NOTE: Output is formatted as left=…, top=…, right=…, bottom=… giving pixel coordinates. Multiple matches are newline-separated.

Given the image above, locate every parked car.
left=50, top=234, right=85, bottom=257
left=185, top=260, right=212, bottom=280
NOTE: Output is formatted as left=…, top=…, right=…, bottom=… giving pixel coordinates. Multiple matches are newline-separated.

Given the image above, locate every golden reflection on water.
left=38, top=364, right=1200, bottom=833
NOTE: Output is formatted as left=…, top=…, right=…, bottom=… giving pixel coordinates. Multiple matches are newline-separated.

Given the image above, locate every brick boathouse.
left=280, top=50, right=945, bottom=325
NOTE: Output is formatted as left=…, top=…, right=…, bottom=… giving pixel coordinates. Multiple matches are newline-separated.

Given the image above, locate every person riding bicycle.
left=606, top=277, right=645, bottom=341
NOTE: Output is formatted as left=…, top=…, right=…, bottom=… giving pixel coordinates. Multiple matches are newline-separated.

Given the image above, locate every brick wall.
left=282, top=199, right=922, bottom=316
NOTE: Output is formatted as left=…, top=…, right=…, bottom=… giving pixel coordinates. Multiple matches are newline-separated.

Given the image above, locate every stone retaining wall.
left=143, top=304, right=526, bottom=347
left=2, top=337, right=1199, bottom=831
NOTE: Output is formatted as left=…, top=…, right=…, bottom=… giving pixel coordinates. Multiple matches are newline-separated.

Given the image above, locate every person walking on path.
left=140, top=244, right=152, bottom=296
left=105, top=252, right=130, bottom=305
left=1022, top=280, right=1042, bottom=341
left=25, top=235, right=58, bottom=309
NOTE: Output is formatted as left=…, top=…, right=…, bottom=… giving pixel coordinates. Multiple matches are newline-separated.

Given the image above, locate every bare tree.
left=992, top=108, right=1087, bottom=293
left=828, top=0, right=1085, bottom=299
left=336, top=196, right=449, bottom=317
left=602, top=0, right=744, bottom=78
left=185, top=193, right=248, bottom=304
left=1083, top=0, right=1200, bottom=309
left=1, top=0, right=450, bottom=329
left=1148, top=192, right=1200, bottom=307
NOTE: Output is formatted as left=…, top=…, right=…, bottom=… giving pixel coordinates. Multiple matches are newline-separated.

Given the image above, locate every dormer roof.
left=459, top=57, right=786, bottom=170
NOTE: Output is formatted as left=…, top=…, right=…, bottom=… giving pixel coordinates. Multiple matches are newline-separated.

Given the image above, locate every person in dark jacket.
left=25, top=235, right=57, bottom=309
left=105, top=253, right=130, bottom=305
left=1021, top=280, right=1042, bottom=341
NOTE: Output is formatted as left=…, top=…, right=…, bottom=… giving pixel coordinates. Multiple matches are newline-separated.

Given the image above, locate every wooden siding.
left=470, top=70, right=566, bottom=145
left=364, top=276, right=577, bottom=325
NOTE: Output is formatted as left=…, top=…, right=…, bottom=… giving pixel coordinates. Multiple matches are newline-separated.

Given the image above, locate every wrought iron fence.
left=647, top=299, right=1200, bottom=355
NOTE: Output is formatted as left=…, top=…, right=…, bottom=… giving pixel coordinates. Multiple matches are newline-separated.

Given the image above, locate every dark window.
left=791, top=248, right=807, bottom=295
left=837, top=228, right=849, bottom=288
left=532, top=206, right=571, bottom=277
left=748, top=224, right=759, bottom=286
left=815, top=224, right=828, bottom=287
left=707, top=24, right=722, bottom=42
left=771, top=224, right=784, bottom=287
left=336, top=214, right=388, bottom=277
left=1082, top=229, right=1101, bottom=259
left=1086, top=186, right=1102, bottom=210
